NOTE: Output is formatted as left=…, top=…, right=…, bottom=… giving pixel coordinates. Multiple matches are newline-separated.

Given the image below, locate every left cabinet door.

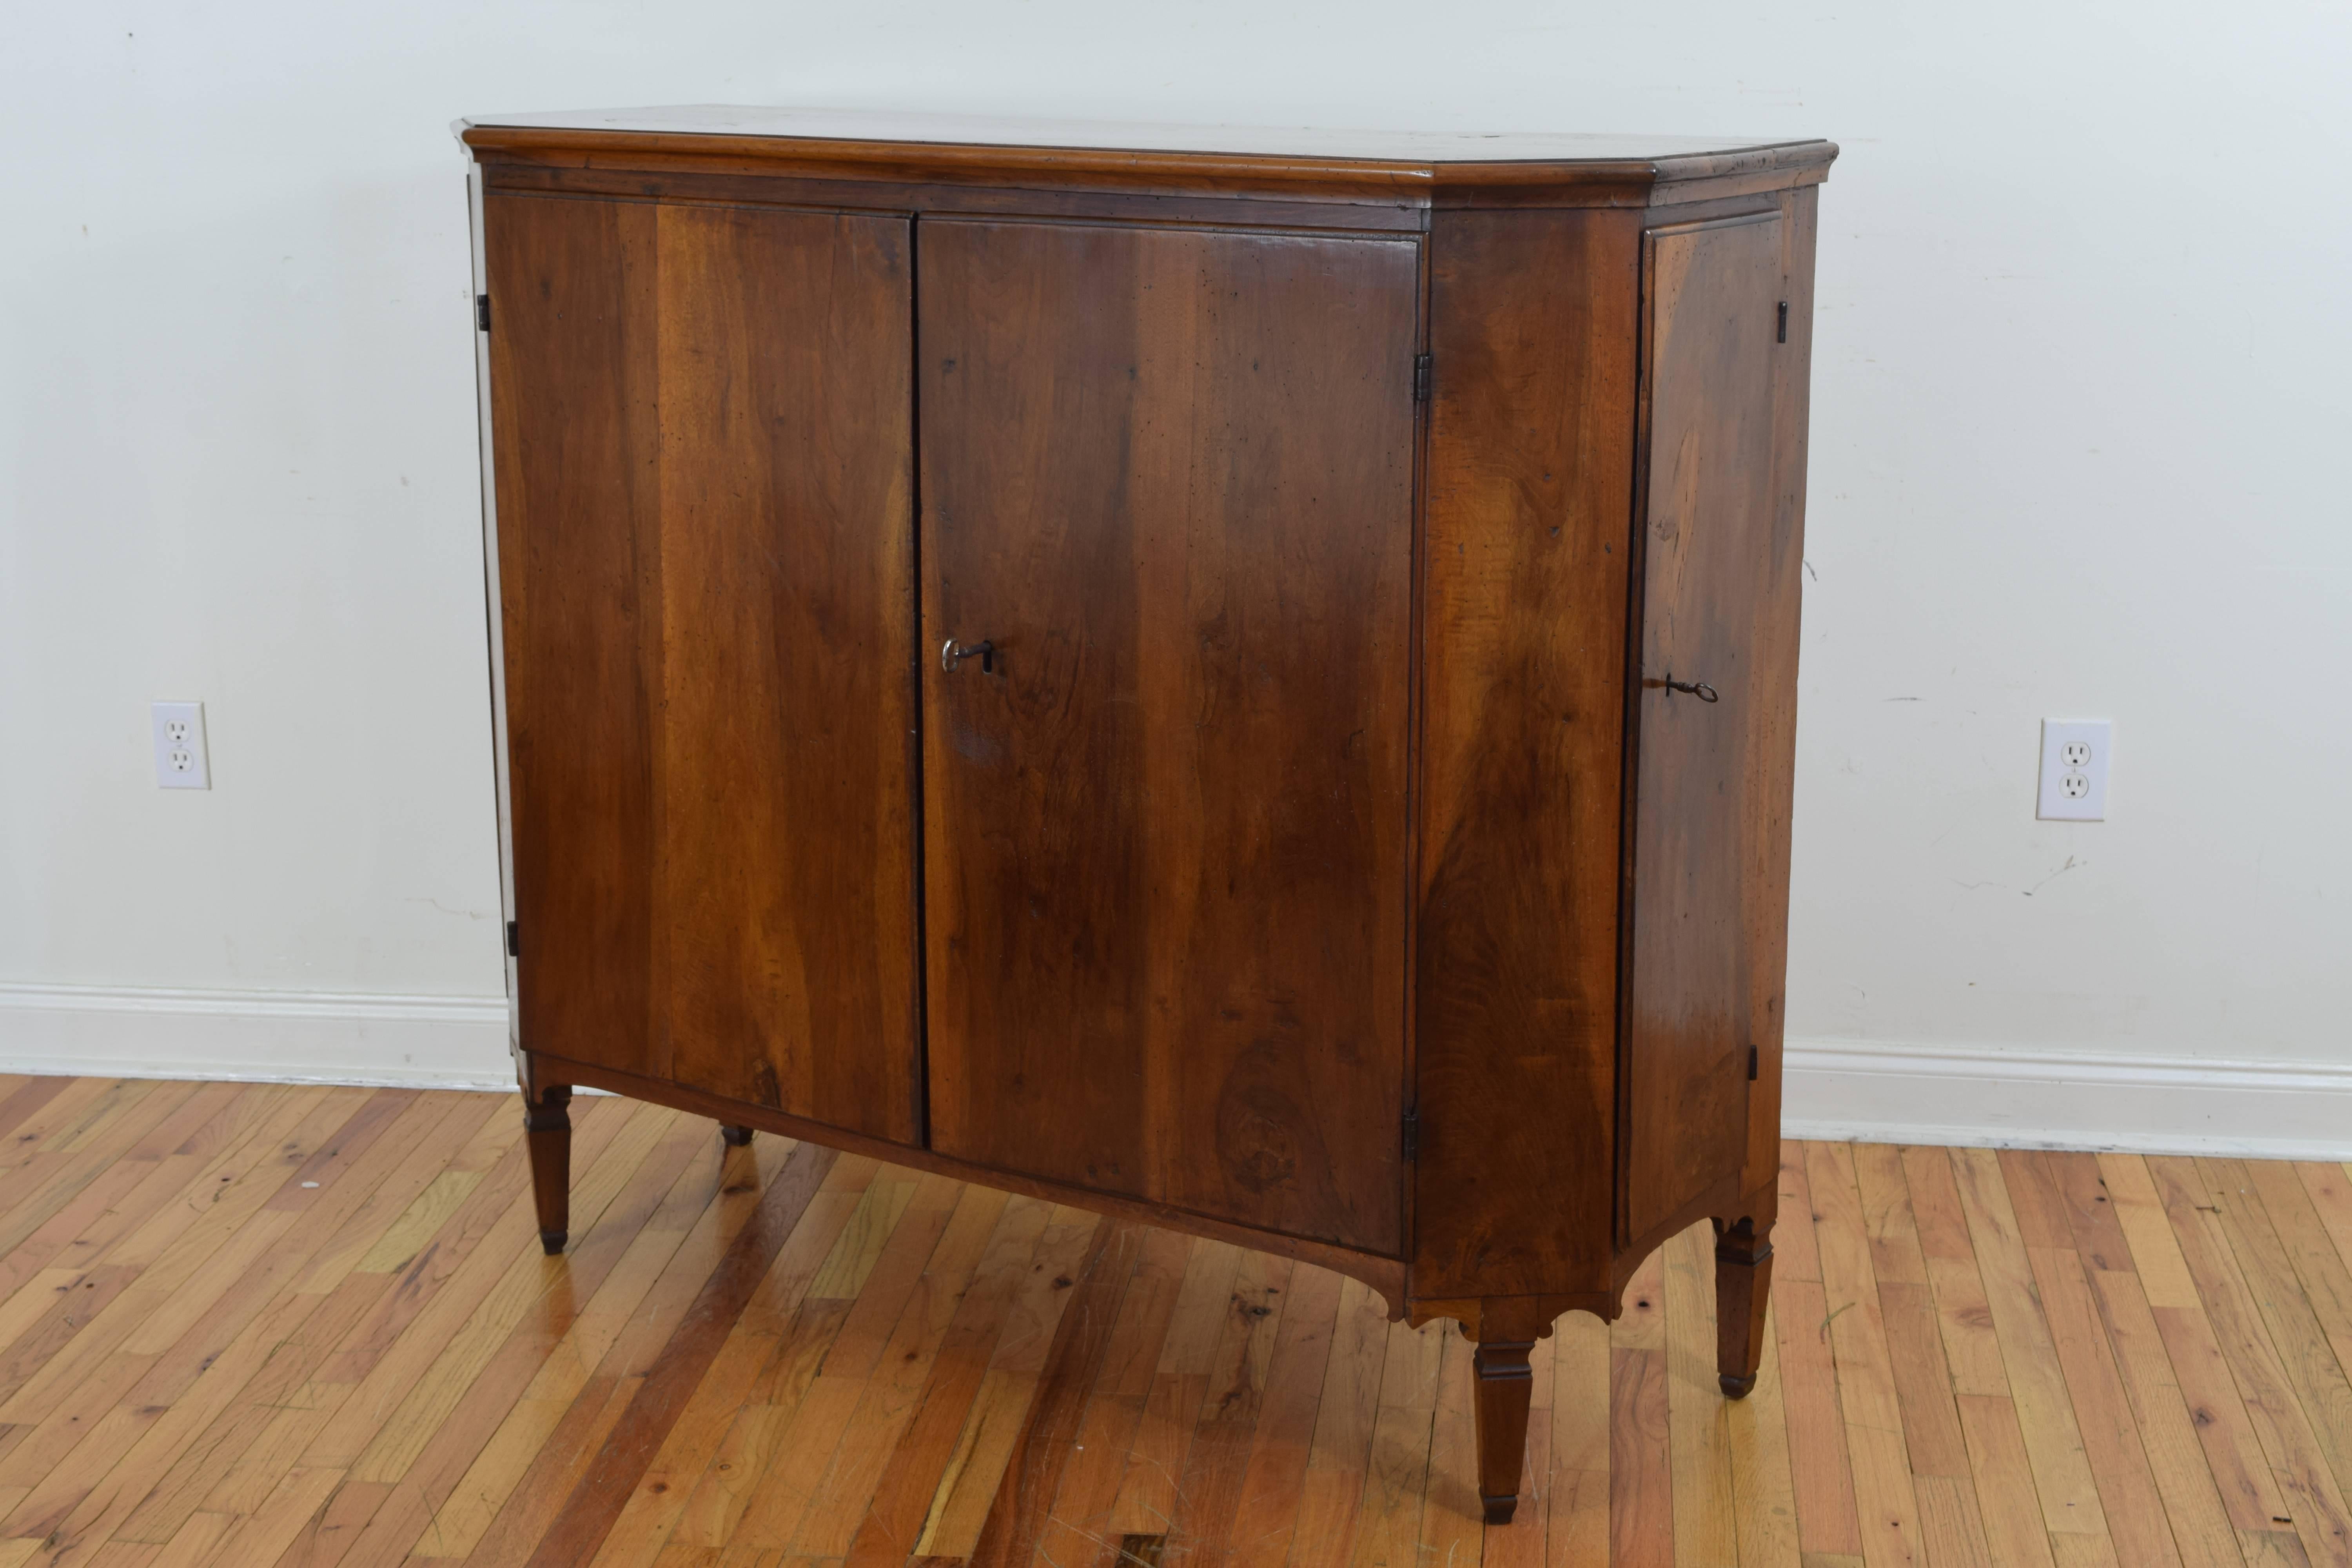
left=486, top=193, right=922, bottom=1145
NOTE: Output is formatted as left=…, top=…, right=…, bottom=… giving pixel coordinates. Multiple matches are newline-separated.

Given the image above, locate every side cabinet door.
left=1622, top=212, right=1788, bottom=1244
left=486, top=192, right=922, bottom=1144
left=918, top=219, right=1417, bottom=1256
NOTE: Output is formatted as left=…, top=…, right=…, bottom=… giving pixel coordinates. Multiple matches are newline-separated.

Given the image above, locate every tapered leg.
left=1471, top=1336, right=1537, bottom=1524
left=719, top=1124, right=754, bottom=1147
left=1713, top=1216, right=1774, bottom=1398
left=524, top=1083, right=573, bottom=1255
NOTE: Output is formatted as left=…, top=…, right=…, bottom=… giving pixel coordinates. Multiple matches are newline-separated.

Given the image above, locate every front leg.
left=1712, top=1216, right=1773, bottom=1397
left=1470, top=1334, right=1537, bottom=1524
left=524, top=1083, right=573, bottom=1255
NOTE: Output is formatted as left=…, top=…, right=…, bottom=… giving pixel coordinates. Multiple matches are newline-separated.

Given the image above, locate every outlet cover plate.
left=2037, top=718, right=2109, bottom=821
left=153, top=700, right=211, bottom=789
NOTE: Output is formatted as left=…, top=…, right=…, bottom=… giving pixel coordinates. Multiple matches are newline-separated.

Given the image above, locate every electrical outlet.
left=2037, top=719, right=2109, bottom=821
left=152, top=701, right=211, bottom=789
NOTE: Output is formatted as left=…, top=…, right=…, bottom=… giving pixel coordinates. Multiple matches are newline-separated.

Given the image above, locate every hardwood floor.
left=0, top=1076, right=2347, bottom=1567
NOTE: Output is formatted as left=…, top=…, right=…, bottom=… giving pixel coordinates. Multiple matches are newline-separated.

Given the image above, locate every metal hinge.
left=505, top=920, right=519, bottom=960
left=1412, top=352, right=1432, bottom=403
left=1402, top=1107, right=1420, bottom=1162
left=477, top=294, right=492, bottom=334
left=1776, top=301, right=1788, bottom=344
left=1748, top=1045, right=1760, bottom=1082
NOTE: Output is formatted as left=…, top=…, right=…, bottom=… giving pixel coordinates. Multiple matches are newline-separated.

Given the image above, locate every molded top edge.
left=455, top=105, right=1837, bottom=188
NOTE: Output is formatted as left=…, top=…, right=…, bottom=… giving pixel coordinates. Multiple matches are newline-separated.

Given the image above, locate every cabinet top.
left=457, top=105, right=1835, bottom=206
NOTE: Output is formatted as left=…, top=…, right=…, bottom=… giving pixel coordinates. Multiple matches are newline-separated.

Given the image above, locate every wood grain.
left=486, top=192, right=920, bottom=1143
left=460, top=116, right=1838, bottom=210
left=917, top=217, right=1417, bottom=1256
left=1621, top=210, right=1787, bottom=1245
left=1412, top=206, right=1638, bottom=1300
left=3, top=1093, right=2351, bottom=1566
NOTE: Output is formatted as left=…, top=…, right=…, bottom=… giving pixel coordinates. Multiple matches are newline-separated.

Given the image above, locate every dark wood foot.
left=1472, top=1335, right=1536, bottom=1525
left=1713, top=1215, right=1773, bottom=1399
left=524, top=1084, right=573, bottom=1255
left=720, top=1124, right=754, bottom=1147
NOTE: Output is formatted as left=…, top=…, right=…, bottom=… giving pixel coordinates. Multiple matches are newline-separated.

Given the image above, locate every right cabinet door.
left=916, top=218, right=1419, bottom=1256
left=1622, top=211, right=1788, bottom=1244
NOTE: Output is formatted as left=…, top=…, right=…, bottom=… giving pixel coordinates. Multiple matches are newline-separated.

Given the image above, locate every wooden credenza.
left=460, top=107, right=1833, bottom=1523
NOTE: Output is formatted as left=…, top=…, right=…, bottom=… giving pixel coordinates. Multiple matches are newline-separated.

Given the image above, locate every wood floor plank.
left=1950, top=1146, right=2110, bottom=1546
left=759, top=1196, right=1047, bottom=1558
left=350, top=1123, right=746, bottom=1489
left=510, top=1139, right=840, bottom=1568
left=2302, top=1167, right=2352, bottom=1287
left=0, top=1082, right=167, bottom=1244
left=1912, top=1472, right=1994, bottom=1568
left=2199, top=1160, right=2352, bottom=1517
left=1344, top=1312, right=1443, bottom=1568
left=0, top=1086, right=327, bottom=1420
left=2086, top=1266, right=2246, bottom=1568
left=546, top=1148, right=883, bottom=1568
left=1732, top=1296, right=1804, bottom=1568
left=2148, top=1156, right=2352, bottom=1568
left=0, top=1076, right=78, bottom=1160
left=1852, top=1149, right=1971, bottom=1485
left=982, top=1227, right=1186, bottom=1568
left=833, top=1196, right=1058, bottom=1568
left=2097, top=1156, right=2201, bottom=1313
left=1282, top=1275, right=1389, bottom=1568
left=2042, top=1154, right=2134, bottom=1276
left=301, top=1097, right=652, bottom=1474
left=15, top=1091, right=469, bottom=1557
left=2025, top=1243, right=2181, bottom=1566
left=1662, top=1220, right=1737, bottom=1566
left=1902, top=1148, right=2010, bottom=1399
left=264, top=1096, right=672, bottom=1568
left=964, top=1220, right=1145, bottom=1568
left=800, top=1175, right=1011, bottom=1561
left=1546, top=1310, right=1610, bottom=1568
left=1158, top=1250, right=1296, bottom=1568
left=1612, top=1247, right=1673, bottom=1568
left=723, top=1177, right=977, bottom=1554
left=1857, top=1145, right=1930, bottom=1288
left=1951, top=1394, right=2059, bottom=1568
left=189, top=1462, right=344, bottom=1568
left=410, top=1118, right=781, bottom=1558
left=1105, top=1237, right=1246, bottom=1540
left=1417, top=1328, right=1483, bottom=1568
left=2240, top=1164, right=2352, bottom=1416
left=0, top=1088, right=375, bottom=1510
left=9, top=1083, right=2352, bottom=1568
left=0, top=1083, right=206, bottom=1299
left=1780, top=1146, right=1866, bottom=1559
left=911, top=1207, right=1104, bottom=1558
left=1804, top=1140, right=1926, bottom=1568
left=2153, top=1300, right=2297, bottom=1537
left=1218, top=1263, right=1344, bottom=1568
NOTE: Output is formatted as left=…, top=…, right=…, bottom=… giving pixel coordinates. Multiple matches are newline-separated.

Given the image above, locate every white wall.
left=4, top=2, right=2348, bottom=1147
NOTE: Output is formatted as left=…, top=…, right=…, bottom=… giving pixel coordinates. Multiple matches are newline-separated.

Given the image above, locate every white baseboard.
left=1784, top=1039, right=2352, bottom=1160
left=3, top=985, right=2346, bottom=1159
left=0, top=982, right=515, bottom=1091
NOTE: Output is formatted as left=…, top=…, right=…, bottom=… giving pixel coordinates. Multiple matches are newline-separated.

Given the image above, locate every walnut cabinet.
left=459, top=107, right=1834, bottom=1523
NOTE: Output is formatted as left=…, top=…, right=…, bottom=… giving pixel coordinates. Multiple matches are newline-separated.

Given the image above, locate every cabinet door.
left=486, top=193, right=921, bottom=1143
left=1622, top=211, right=1787, bottom=1243
left=918, top=219, right=1417, bottom=1255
